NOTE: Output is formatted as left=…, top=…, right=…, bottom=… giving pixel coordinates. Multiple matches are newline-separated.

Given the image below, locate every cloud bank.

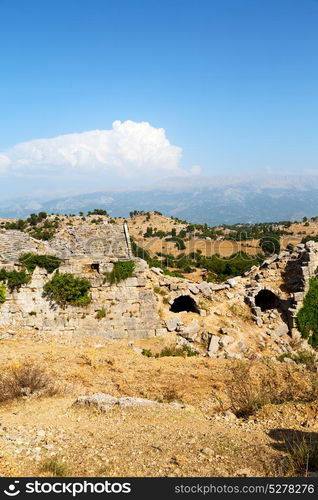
left=0, top=120, right=183, bottom=180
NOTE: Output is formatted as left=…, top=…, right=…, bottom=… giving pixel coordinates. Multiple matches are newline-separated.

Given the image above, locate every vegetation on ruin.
left=19, top=253, right=61, bottom=274
left=277, top=350, right=317, bottom=371
left=95, top=307, right=107, bottom=319
left=104, top=260, right=135, bottom=285
left=296, top=277, right=318, bottom=347
left=0, top=284, right=5, bottom=303
left=0, top=268, right=31, bottom=291
left=43, top=272, right=92, bottom=306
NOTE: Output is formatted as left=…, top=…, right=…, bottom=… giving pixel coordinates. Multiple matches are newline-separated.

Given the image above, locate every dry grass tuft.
left=281, top=433, right=318, bottom=476
left=40, top=456, right=70, bottom=476
left=213, top=361, right=318, bottom=418
left=0, top=360, right=61, bottom=402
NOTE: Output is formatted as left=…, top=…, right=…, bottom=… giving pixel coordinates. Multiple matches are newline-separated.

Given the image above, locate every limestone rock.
left=165, top=317, right=181, bottom=332
left=118, top=397, right=160, bottom=408
left=273, top=324, right=289, bottom=337
left=208, top=335, right=220, bottom=354
left=74, top=393, right=118, bottom=410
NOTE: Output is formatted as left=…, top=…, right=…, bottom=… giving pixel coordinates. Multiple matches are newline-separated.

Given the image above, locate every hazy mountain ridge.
left=1, top=174, right=318, bottom=224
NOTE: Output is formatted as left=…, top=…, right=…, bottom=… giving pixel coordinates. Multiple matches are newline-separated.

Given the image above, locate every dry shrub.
left=0, top=361, right=60, bottom=402
left=280, top=432, right=318, bottom=476
left=40, top=455, right=70, bottom=476
left=160, top=387, right=182, bottom=403
left=213, top=361, right=318, bottom=418
left=228, top=301, right=252, bottom=321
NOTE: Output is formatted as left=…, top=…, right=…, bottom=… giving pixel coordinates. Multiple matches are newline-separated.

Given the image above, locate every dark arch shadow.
left=255, top=289, right=280, bottom=311
left=170, top=295, right=200, bottom=313
left=254, top=289, right=293, bottom=330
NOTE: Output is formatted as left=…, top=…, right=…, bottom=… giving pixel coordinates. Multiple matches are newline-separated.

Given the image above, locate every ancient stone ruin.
left=0, top=222, right=159, bottom=338
left=0, top=220, right=317, bottom=358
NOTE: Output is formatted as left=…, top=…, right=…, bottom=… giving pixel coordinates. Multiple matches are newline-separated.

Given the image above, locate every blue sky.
left=0, top=0, right=318, bottom=198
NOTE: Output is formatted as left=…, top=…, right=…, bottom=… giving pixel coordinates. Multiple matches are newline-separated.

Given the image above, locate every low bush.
left=29, top=228, right=55, bottom=240
left=40, top=456, right=70, bottom=476
left=19, top=253, right=61, bottom=273
left=104, top=261, right=135, bottom=285
left=296, top=277, right=318, bottom=347
left=142, top=344, right=198, bottom=358
left=0, top=284, right=5, bottom=303
left=281, top=432, right=318, bottom=476
left=44, top=272, right=91, bottom=306
left=214, top=361, right=318, bottom=419
left=0, top=361, right=59, bottom=402
left=277, top=350, right=317, bottom=372
left=0, top=268, right=31, bottom=291
left=95, top=308, right=107, bottom=319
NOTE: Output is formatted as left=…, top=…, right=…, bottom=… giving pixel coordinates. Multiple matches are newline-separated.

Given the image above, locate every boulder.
left=151, top=267, right=163, bottom=275
left=74, top=393, right=160, bottom=411
left=187, top=283, right=199, bottom=295
left=118, top=397, right=160, bottom=408
left=208, top=335, right=220, bottom=354
left=74, top=393, right=118, bottom=411
left=273, top=324, right=289, bottom=337
left=165, top=317, right=181, bottom=332
left=226, top=278, right=237, bottom=288
left=219, top=335, right=234, bottom=348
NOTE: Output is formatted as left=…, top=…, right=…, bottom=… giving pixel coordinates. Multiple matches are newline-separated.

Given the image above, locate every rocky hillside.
left=0, top=211, right=318, bottom=477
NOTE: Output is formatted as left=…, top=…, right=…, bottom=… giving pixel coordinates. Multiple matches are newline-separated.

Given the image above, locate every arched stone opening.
left=255, top=289, right=280, bottom=312
left=170, top=295, right=200, bottom=314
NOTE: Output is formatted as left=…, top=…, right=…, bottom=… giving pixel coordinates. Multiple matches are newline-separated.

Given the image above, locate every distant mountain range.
left=1, top=174, right=318, bottom=225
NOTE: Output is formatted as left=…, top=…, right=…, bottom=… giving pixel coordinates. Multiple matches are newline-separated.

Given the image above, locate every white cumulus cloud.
left=0, top=120, right=182, bottom=179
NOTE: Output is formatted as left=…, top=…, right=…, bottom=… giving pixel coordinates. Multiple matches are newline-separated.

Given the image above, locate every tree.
left=260, top=236, right=280, bottom=256
left=87, top=209, right=108, bottom=216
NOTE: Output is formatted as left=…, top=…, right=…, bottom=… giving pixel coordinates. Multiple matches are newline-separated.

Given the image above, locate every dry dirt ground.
left=0, top=331, right=317, bottom=478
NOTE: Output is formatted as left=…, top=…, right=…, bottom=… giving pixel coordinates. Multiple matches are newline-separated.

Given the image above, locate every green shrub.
left=260, top=236, right=280, bottom=255
left=277, top=350, right=317, bottom=371
left=19, top=253, right=61, bottom=273
left=142, top=349, right=154, bottom=357
left=104, top=261, right=135, bottom=285
left=296, top=277, right=318, bottom=347
left=165, top=236, right=186, bottom=250
left=29, top=228, right=55, bottom=240
left=43, top=272, right=91, bottom=306
left=95, top=308, right=107, bottom=319
left=0, top=284, right=5, bottom=303
left=0, top=268, right=31, bottom=291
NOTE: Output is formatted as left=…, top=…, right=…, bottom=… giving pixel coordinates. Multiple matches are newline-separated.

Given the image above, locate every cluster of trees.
left=87, top=209, right=108, bottom=216
left=296, top=277, right=318, bottom=347
left=3, top=212, right=59, bottom=240
left=129, top=210, right=162, bottom=218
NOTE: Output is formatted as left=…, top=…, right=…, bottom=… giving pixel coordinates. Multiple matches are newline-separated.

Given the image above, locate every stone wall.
left=0, top=221, right=131, bottom=263
left=0, top=257, right=160, bottom=339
